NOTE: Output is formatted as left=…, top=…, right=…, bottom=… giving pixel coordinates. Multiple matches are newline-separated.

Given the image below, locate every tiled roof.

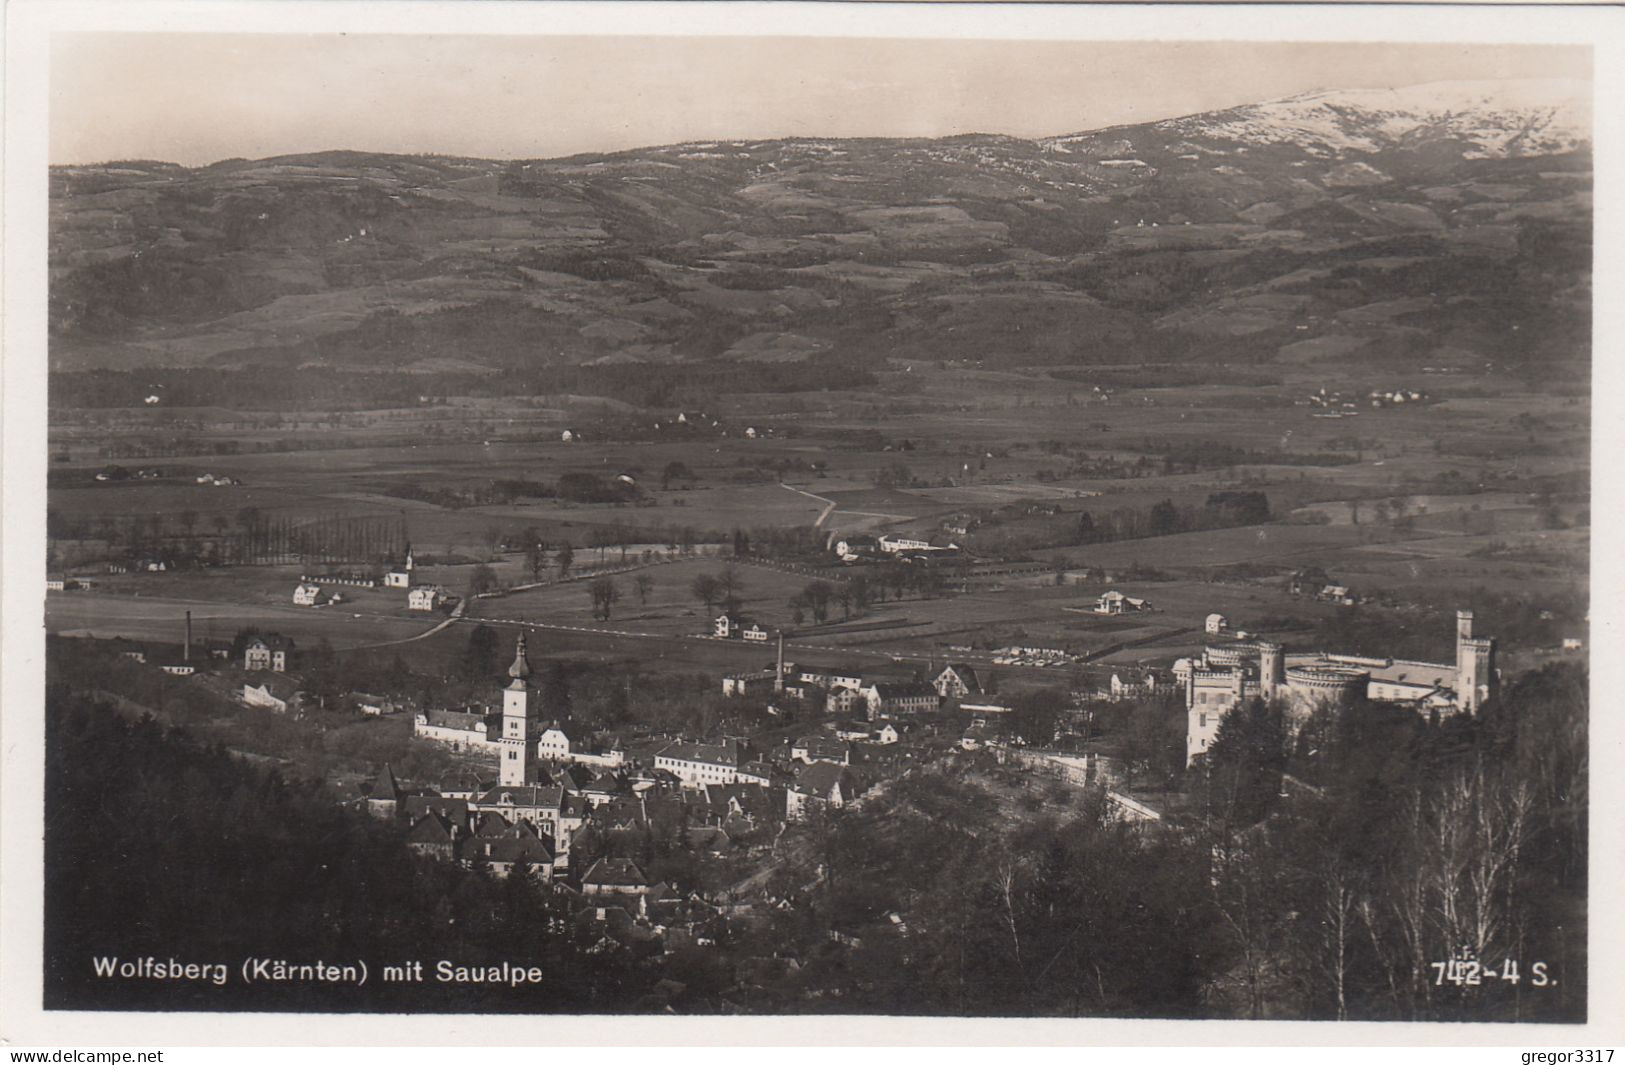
left=245, top=674, right=304, bottom=700
left=795, top=736, right=851, bottom=758
left=407, top=812, right=455, bottom=845
left=421, top=707, right=495, bottom=730
left=540, top=719, right=584, bottom=742
left=582, top=857, right=648, bottom=887
left=869, top=682, right=938, bottom=700
left=473, top=785, right=565, bottom=809
left=795, top=761, right=851, bottom=798
left=368, top=763, right=402, bottom=802
left=460, top=833, right=554, bottom=865
left=656, top=738, right=740, bottom=768
left=401, top=796, right=469, bottom=823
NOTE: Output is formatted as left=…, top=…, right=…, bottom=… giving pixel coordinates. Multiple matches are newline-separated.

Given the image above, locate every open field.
left=468, top=557, right=832, bottom=636
left=44, top=591, right=442, bottom=651
left=48, top=356, right=1588, bottom=704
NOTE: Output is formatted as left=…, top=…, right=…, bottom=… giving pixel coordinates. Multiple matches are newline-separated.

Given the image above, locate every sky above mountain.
left=49, top=33, right=1588, bottom=167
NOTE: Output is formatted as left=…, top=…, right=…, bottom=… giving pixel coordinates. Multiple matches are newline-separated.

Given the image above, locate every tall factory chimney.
left=775, top=631, right=785, bottom=692
left=184, top=610, right=192, bottom=662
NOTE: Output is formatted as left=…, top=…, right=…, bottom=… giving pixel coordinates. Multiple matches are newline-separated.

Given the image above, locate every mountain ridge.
left=48, top=78, right=1592, bottom=383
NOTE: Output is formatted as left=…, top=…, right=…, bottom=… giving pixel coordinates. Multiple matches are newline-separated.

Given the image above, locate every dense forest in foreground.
left=43, top=662, right=1586, bottom=1018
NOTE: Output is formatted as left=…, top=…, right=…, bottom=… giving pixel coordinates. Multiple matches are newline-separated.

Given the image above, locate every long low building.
left=655, top=738, right=743, bottom=786
left=414, top=708, right=499, bottom=750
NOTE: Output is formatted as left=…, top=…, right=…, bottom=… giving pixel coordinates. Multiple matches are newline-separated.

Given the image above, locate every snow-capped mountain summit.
left=1048, top=77, right=1591, bottom=160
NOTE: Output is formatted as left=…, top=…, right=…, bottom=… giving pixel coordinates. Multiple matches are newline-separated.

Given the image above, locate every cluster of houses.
left=386, top=632, right=902, bottom=945
left=989, top=645, right=1077, bottom=667
left=649, top=410, right=774, bottom=442
left=1367, top=386, right=1430, bottom=408
left=413, top=708, right=628, bottom=767
left=292, top=546, right=451, bottom=612
left=1305, top=386, right=1432, bottom=419
left=368, top=757, right=753, bottom=950
left=1284, top=569, right=1358, bottom=606
left=91, top=618, right=326, bottom=715
left=711, top=614, right=772, bottom=642
left=1305, top=387, right=1365, bottom=417
left=720, top=655, right=986, bottom=720
left=831, top=533, right=960, bottom=564
left=93, top=465, right=172, bottom=483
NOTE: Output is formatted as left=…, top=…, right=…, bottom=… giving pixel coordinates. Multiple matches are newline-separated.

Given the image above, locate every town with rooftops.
left=39, top=54, right=1591, bottom=1022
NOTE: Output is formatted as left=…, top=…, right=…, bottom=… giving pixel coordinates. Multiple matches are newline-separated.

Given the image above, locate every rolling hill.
left=48, top=78, right=1592, bottom=381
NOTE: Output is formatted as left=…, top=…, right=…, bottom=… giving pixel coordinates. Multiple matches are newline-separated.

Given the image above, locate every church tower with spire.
left=499, top=632, right=540, bottom=786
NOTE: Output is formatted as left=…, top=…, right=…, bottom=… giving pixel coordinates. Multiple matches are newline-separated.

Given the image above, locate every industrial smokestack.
left=775, top=631, right=785, bottom=692
left=184, top=610, right=192, bottom=662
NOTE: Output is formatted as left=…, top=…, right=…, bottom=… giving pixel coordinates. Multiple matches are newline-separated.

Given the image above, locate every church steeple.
left=508, top=631, right=532, bottom=686
left=499, top=632, right=539, bottom=787
left=404, top=542, right=414, bottom=572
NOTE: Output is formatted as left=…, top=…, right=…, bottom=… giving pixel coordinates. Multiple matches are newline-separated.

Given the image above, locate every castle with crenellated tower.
left=1184, top=609, right=1498, bottom=764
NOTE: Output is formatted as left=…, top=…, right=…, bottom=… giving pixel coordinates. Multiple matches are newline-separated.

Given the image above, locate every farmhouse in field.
left=713, top=614, right=756, bottom=639
left=292, top=583, right=329, bottom=607
left=833, top=535, right=880, bottom=562
left=1318, top=584, right=1357, bottom=606
left=1095, top=590, right=1150, bottom=614
left=408, top=585, right=448, bottom=611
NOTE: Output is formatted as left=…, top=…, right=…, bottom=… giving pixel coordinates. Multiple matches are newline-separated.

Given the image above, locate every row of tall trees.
left=48, top=506, right=409, bottom=569
left=1074, top=492, right=1271, bottom=545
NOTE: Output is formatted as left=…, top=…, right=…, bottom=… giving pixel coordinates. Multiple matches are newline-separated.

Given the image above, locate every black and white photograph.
left=3, top=0, right=1619, bottom=1046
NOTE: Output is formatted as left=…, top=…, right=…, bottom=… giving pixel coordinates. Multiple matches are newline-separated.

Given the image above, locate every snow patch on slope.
left=1169, top=78, right=1591, bottom=158
left=1044, top=78, right=1590, bottom=160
